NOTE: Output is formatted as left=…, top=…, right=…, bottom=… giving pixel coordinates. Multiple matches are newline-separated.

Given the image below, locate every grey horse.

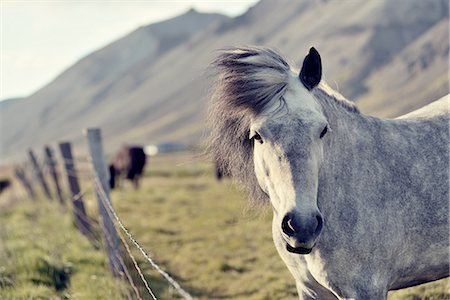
left=207, top=46, right=449, bottom=299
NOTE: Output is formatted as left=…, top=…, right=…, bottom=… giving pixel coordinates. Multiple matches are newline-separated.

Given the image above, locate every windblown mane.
left=207, top=47, right=290, bottom=202
left=314, top=82, right=360, bottom=114
left=207, top=46, right=359, bottom=202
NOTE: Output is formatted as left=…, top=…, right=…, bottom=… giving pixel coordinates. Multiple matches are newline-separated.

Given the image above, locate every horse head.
left=250, top=48, right=327, bottom=254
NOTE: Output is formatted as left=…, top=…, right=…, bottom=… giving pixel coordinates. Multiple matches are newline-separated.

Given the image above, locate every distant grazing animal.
left=0, top=179, right=10, bottom=194
left=215, top=163, right=223, bottom=180
left=208, top=46, right=449, bottom=299
left=109, top=146, right=146, bottom=189
left=214, top=161, right=228, bottom=181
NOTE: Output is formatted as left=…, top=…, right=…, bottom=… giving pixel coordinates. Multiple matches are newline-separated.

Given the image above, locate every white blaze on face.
left=251, top=72, right=327, bottom=216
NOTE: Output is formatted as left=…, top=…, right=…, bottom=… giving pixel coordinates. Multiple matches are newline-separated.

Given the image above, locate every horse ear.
left=299, top=47, right=322, bottom=90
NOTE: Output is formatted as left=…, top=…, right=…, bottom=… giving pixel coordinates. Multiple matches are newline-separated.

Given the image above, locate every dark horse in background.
left=215, top=161, right=227, bottom=181
left=109, top=146, right=147, bottom=189
left=0, top=179, right=10, bottom=194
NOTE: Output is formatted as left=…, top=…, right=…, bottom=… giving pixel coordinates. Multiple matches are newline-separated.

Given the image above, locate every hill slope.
left=0, top=9, right=228, bottom=161
left=1, top=0, right=448, bottom=162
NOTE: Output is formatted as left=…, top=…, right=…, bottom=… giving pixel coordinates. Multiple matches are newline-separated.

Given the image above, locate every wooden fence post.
left=59, top=142, right=92, bottom=238
left=84, top=128, right=124, bottom=277
left=28, top=149, right=52, bottom=200
left=14, top=166, right=36, bottom=200
left=44, top=146, right=65, bottom=206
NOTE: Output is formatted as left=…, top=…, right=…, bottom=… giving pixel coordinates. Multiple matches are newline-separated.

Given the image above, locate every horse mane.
left=314, top=82, right=360, bottom=114
left=207, top=46, right=359, bottom=203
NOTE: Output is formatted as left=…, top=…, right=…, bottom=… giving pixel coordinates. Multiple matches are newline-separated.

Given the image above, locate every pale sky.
left=0, top=0, right=259, bottom=101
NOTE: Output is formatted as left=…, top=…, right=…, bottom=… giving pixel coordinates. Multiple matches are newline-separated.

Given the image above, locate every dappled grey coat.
left=207, top=46, right=449, bottom=299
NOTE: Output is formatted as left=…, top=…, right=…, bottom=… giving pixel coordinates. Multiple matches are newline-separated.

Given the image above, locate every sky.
left=0, top=0, right=259, bottom=101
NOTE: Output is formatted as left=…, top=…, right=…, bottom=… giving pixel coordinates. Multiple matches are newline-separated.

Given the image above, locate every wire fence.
left=8, top=132, right=194, bottom=300
left=92, top=173, right=193, bottom=300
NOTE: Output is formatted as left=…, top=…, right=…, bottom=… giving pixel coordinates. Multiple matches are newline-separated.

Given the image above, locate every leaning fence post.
left=44, top=146, right=65, bottom=206
left=14, top=166, right=36, bottom=200
left=84, top=128, right=124, bottom=277
left=28, top=149, right=52, bottom=200
left=59, top=142, right=92, bottom=238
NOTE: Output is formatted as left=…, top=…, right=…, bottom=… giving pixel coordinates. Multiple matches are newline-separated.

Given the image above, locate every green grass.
left=1, top=153, right=448, bottom=299
left=0, top=199, right=128, bottom=299
left=113, top=159, right=298, bottom=299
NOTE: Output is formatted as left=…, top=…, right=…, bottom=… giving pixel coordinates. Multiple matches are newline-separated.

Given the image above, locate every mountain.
left=357, top=19, right=449, bottom=117
left=0, top=98, right=23, bottom=109
left=1, top=8, right=228, bottom=161
left=2, top=0, right=448, bottom=162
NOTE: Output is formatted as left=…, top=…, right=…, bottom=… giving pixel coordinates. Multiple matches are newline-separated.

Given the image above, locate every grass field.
left=0, top=153, right=448, bottom=299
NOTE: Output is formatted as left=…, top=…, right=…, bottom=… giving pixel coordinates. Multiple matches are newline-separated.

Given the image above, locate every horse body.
left=208, top=46, right=449, bottom=299
left=277, top=92, right=449, bottom=299
left=109, top=146, right=146, bottom=189
left=0, top=179, right=10, bottom=194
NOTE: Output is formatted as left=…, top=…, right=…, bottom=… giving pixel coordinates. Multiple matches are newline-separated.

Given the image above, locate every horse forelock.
left=212, top=46, right=290, bottom=115
left=207, top=47, right=292, bottom=203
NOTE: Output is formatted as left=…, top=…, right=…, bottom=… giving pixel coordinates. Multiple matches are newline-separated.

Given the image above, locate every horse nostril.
left=282, top=214, right=296, bottom=237
left=315, top=214, right=323, bottom=235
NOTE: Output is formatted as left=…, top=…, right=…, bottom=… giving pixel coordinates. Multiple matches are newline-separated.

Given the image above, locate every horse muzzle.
left=281, top=211, right=323, bottom=255
left=286, top=243, right=314, bottom=254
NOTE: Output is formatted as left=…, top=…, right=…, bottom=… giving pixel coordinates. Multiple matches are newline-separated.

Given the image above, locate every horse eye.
left=320, top=126, right=328, bottom=139
left=253, top=132, right=263, bottom=144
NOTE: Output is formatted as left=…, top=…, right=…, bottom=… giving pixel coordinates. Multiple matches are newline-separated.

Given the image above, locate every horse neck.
left=318, top=95, right=375, bottom=151
left=316, top=95, right=390, bottom=206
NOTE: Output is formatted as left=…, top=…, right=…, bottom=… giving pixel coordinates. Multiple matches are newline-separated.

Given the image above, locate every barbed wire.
left=115, top=216, right=157, bottom=300
left=14, top=147, right=194, bottom=299
left=119, top=256, right=140, bottom=300
left=92, top=173, right=193, bottom=300
left=58, top=159, right=92, bottom=175
left=92, top=177, right=158, bottom=299
left=72, top=169, right=93, bottom=176
left=101, top=214, right=142, bottom=300
left=62, top=185, right=142, bottom=299
left=65, top=186, right=143, bottom=299
left=68, top=197, right=102, bottom=249
left=71, top=190, right=88, bottom=202
left=59, top=156, right=90, bottom=165
left=16, top=154, right=92, bottom=181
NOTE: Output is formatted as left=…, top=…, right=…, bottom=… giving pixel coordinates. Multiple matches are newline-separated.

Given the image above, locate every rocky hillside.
left=1, top=0, right=448, bottom=162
